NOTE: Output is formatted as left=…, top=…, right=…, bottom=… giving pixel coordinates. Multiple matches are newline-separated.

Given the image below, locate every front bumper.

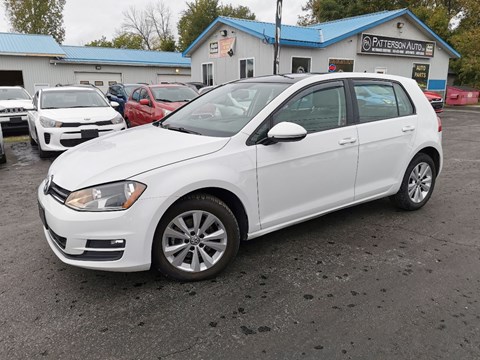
left=0, top=114, right=28, bottom=131
left=37, top=182, right=162, bottom=272
left=37, top=123, right=125, bottom=152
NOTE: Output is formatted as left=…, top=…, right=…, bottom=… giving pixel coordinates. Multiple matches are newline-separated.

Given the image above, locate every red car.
left=423, top=90, right=444, bottom=113
left=124, top=84, right=198, bottom=127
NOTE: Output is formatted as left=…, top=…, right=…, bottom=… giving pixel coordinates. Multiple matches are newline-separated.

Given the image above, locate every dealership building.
left=0, top=33, right=191, bottom=95
left=183, top=8, right=460, bottom=96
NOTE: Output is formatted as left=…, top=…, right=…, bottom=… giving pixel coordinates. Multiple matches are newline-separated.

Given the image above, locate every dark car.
left=106, top=84, right=143, bottom=116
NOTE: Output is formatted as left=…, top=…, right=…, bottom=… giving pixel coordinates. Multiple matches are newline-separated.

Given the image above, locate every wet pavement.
left=0, top=109, right=479, bottom=359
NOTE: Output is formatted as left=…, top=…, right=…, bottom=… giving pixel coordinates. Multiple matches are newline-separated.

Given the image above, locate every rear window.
left=151, top=87, right=198, bottom=103
left=354, top=81, right=414, bottom=122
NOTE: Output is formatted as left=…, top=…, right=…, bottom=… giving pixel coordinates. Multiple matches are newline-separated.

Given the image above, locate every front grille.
left=44, top=133, right=51, bottom=144
left=48, top=181, right=70, bottom=203
left=61, top=120, right=112, bottom=127
left=0, top=107, right=25, bottom=114
left=49, top=229, right=67, bottom=249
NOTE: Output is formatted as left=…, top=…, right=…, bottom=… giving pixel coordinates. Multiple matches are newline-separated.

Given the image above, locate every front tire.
left=152, top=194, right=240, bottom=281
left=390, top=153, right=436, bottom=211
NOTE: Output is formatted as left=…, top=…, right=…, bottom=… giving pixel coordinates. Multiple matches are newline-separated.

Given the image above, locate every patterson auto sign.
left=360, top=33, right=435, bottom=58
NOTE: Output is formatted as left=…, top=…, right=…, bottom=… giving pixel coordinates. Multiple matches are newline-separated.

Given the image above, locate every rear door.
left=352, top=80, right=418, bottom=200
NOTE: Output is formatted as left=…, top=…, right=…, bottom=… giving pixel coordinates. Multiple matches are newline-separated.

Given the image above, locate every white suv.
left=28, top=86, right=126, bottom=157
left=0, top=86, right=33, bottom=132
left=38, top=73, right=442, bottom=281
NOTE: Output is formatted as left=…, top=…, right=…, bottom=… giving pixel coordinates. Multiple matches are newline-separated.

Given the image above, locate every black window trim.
left=348, top=78, right=416, bottom=124
left=246, top=79, right=354, bottom=146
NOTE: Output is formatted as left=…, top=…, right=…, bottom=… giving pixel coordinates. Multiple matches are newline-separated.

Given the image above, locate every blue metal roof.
left=60, top=46, right=190, bottom=67
left=183, top=9, right=460, bottom=58
left=0, top=32, right=65, bottom=56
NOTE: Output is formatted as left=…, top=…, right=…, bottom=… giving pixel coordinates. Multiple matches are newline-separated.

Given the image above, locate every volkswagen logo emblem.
left=362, top=36, right=372, bottom=51
left=43, top=175, right=53, bottom=195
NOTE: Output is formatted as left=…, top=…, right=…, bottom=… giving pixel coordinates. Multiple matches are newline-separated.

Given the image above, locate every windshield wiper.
left=155, top=98, right=173, bottom=103
left=165, top=126, right=202, bottom=135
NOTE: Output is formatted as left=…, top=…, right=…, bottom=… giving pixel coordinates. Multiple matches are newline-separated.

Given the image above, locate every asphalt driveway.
left=0, top=108, right=479, bottom=359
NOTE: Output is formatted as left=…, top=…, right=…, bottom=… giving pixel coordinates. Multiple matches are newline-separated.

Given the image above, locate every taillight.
left=437, top=116, right=442, bottom=132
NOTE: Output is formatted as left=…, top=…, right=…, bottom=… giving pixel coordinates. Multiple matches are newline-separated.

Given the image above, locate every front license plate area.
left=81, top=129, right=99, bottom=139
left=38, top=202, right=49, bottom=230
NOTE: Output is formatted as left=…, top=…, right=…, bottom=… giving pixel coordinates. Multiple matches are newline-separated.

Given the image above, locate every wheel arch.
left=416, top=146, right=441, bottom=177
left=155, top=187, right=250, bottom=242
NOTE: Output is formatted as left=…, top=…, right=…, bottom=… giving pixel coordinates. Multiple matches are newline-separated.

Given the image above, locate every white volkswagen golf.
left=38, top=73, right=442, bottom=281
left=28, top=86, right=126, bottom=157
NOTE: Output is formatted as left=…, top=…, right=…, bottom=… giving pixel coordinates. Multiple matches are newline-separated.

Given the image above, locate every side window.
left=272, top=82, right=347, bottom=134
left=393, top=83, right=414, bottom=116
left=140, top=88, right=150, bottom=101
left=132, top=89, right=141, bottom=102
left=354, top=82, right=398, bottom=122
left=109, top=86, right=117, bottom=96
left=33, top=92, right=39, bottom=108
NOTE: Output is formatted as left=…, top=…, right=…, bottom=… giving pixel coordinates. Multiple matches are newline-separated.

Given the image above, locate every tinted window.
left=139, top=88, right=150, bottom=101
left=393, top=83, right=414, bottom=116
left=354, top=82, right=397, bottom=122
left=272, top=82, right=347, bottom=133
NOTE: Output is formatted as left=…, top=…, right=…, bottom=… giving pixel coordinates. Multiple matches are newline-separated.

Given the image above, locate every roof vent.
left=319, top=29, right=324, bottom=43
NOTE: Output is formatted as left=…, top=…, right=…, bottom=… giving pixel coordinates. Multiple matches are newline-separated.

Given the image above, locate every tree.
left=85, top=33, right=144, bottom=50
left=84, top=36, right=113, bottom=48
left=122, top=5, right=155, bottom=50
left=4, top=0, right=66, bottom=43
left=177, top=0, right=256, bottom=52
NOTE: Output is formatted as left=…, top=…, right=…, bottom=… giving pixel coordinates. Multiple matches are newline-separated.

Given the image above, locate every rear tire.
left=0, top=154, right=6, bottom=164
left=124, top=117, right=131, bottom=128
left=152, top=193, right=240, bottom=281
left=390, top=153, right=436, bottom=211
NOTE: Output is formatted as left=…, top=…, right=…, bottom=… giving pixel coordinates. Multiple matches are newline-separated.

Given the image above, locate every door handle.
left=402, top=125, right=416, bottom=132
left=338, top=137, right=357, bottom=145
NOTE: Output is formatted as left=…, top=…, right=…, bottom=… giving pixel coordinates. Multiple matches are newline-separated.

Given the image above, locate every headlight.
left=40, top=116, right=62, bottom=128
left=111, top=114, right=124, bottom=124
left=65, top=181, right=146, bottom=211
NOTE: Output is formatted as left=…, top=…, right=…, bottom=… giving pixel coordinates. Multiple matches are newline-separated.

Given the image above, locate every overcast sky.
left=0, top=0, right=305, bottom=46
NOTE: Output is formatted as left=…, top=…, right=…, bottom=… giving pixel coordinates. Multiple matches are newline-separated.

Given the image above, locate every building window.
left=328, top=59, right=354, bottom=72
left=94, top=81, right=104, bottom=86
left=292, top=57, right=311, bottom=73
left=202, top=63, right=214, bottom=86
left=240, top=58, right=254, bottom=79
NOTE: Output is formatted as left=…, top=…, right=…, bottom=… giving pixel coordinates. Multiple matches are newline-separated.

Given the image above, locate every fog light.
left=86, top=239, right=126, bottom=249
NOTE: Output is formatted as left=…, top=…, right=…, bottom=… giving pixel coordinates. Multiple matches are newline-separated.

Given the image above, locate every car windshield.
left=0, top=88, right=31, bottom=100
left=41, top=90, right=109, bottom=109
left=151, top=86, right=199, bottom=102
left=124, top=85, right=139, bottom=97
left=157, top=82, right=290, bottom=137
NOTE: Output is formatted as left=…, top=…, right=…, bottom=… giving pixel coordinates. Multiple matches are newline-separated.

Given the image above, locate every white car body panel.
left=0, top=87, right=33, bottom=129
left=38, top=73, right=443, bottom=272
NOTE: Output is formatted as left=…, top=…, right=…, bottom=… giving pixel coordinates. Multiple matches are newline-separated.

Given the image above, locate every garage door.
left=74, top=72, right=122, bottom=93
left=157, top=74, right=191, bottom=84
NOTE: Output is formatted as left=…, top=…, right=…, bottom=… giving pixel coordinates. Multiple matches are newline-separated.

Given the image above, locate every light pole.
left=273, top=0, right=283, bottom=75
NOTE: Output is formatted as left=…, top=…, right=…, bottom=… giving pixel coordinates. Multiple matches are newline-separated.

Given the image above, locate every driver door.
left=256, top=81, right=359, bottom=229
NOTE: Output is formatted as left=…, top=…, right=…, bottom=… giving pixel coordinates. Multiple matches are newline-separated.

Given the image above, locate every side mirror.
left=110, top=101, right=120, bottom=108
left=139, top=99, right=150, bottom=106
left=267, top=122, right=307, bottom=143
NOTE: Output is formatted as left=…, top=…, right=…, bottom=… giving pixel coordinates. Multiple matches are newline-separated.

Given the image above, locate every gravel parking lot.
left=1, top=108, right=479, bottom=359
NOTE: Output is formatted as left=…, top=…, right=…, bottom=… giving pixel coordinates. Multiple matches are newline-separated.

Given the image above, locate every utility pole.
left=273, top=0, right=283, bottom=75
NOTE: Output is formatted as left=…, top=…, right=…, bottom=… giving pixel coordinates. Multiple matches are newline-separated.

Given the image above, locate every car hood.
left=48, top=125, right=230, bottom=190
left=423, top=91, right=442, bottom=101
left=41, top=107, right=118, bottom=122
left=0, top=99, right=33, bottom=110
